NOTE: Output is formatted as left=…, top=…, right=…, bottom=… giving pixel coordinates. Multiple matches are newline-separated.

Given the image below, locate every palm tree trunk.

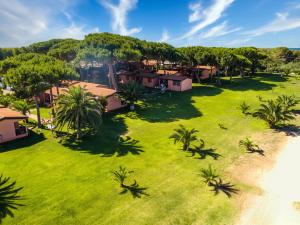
left=34, top=96, right=42, bottom=128
left=76, top=114, right=81, bottom=139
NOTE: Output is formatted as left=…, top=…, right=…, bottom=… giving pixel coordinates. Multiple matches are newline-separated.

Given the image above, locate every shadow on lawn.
left=119, top=180, right=149, bottom=198
left=210, top=179, right=239, bottom=198
left=126, top=86, right=223, bottom=123
left=0, top=131, right=46, bottom=152
left=188, top=148, right=222, bottom=160
left=220, top=77, right=277, bottom=92
left=255, top=73, right=288, bottom=82
left=61, top=115, right=143, bottom=157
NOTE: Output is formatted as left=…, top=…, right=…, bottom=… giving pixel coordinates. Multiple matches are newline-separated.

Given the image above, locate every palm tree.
left=200, top=165, right=219, bottom=186
left=0, top=175, right=23, bottom=224
left=239, top=137, right=259, bottom=152
left=254, top=100, right=295, bottom=128
left=112, top=166, right=133, bottom=188
left=119, top=81, right=143, bottom=111
left=277, top=95, right=299, bottom=112
left=54, top=86, right=104, bottom=139
left=11, top=100, right=31, bottom=115
left=169, top=125, right=199, bottom=151
left=240, top=102, right=250, bottom=115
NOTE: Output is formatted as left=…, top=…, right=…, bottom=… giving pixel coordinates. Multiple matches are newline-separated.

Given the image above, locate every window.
left=14, top=122, right=26, bottom=136
left=173, top=80, right=181, bottom=86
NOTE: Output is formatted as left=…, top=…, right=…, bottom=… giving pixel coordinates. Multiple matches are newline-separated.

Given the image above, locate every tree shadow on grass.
left=255, top=73, right=288, bottom=82
left=275, top=124, right=300, bottom=137
left=188, top=148, right=222, bottom=160
left=125, top=86, right=223, bottom=123
left=220, top=77, right=277, bottom=92
left=210, top=179, right=239, bottom=198
left=191, top=85, right=224, bottom=97
left=60, top=115, right=143, bottom=157
left=0, top=131, right=46, bottom=152
left=119, top=180, right=149, bottom=198
left=0, top=175, right=24, bottom=223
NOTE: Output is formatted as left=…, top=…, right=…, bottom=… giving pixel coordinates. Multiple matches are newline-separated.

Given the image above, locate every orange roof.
left=159, top=75, right=189, bottom=81
left=45, top=86, right=68, bottom=97
left=142, top=60, right=158, bottom=66
left=194, top=66, right=216, bottom=70
left=70, top=81, right=116, bottom=97
left=45, top=81, right=116, bottom=98
left=156, top=70, right=179, bottom=75
left=0, top=107, right=28, bottom=121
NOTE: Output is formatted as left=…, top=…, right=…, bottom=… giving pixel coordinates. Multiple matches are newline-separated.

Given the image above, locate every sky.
left=0, top=0, right=300, bottom=48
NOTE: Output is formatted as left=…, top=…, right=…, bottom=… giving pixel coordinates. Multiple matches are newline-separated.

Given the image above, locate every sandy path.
left=238, top=136, right=300, bottom=225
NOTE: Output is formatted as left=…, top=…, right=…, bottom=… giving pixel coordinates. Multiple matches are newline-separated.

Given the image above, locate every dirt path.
left=237, top=136, right=300, bottom=225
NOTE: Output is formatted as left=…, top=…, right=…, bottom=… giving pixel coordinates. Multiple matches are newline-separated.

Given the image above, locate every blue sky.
left=1, top=0, right=300, bottom=48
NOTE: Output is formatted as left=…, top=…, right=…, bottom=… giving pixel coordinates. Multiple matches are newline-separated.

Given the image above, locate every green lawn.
left=30, top=106, right=52, bottom=119
left=1, top=74, right=299, bottom=225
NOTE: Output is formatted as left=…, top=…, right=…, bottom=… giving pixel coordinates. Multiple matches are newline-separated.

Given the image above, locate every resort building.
left=117, top=70, right=138, bottom=84
left=193, top=66, right=218, bottom=79
left=0, top=107, right=28, bottom=143
left=140, top=73, right=160, bottom=88
left=41, top=81, right=124, bottom=112
left=159, top=75, right=192, bottom=92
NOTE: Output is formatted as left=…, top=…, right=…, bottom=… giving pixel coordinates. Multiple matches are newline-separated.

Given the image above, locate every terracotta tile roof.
left=45, top=81, right=116, bottom=98
left=142, top=60, right=158, bottom=66
left=156, top=70, right=180, bottom=75
left=159, top=75, right=189, bottom=81
left=45, top=86, right=68, bottom=97
left=0, top=107, right=28, bottom=121
left=194, top=66, right=216, bottom=70
left=70, top=81, right=116, bottom=97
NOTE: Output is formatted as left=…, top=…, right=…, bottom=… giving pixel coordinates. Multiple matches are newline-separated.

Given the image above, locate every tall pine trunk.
left=108, top=56, right=118, bottom=91
left=49, top=87, right=55, bottom=116
left=210, top=66, right=214, bottom=83
left=34, top=96, right=42, bottom=128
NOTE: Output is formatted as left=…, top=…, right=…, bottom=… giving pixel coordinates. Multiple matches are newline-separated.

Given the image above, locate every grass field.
left=1, top=74, right=299, bottom=225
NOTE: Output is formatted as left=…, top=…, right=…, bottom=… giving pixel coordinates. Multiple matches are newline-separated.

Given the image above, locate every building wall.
left=119, top=74, right=135, bottom=84
left=0, top=119, right=28, bottom=143
left=201, top=68, right=217, bottom=79
left=167, top=80, right=181, bottom=91
left=181, top=78, right=193, bottom=91
left=106, top=95, right=124, bottom=112
left=167, top=79, right=192, bottom=92
left=142, top=77, right=159, bottom=88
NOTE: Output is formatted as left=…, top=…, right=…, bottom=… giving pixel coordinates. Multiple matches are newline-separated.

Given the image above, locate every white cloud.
left=189, top=2, right=202, bottom=23
left=100, top=0, right=141, bottom=36
left=0, top=0, right=48, bottom=45
left=245, top=12, right=300, bottom=37
left=0, top=0, right=99, bottom=47
left=60, top=24, right=100, bottom=40
left=181, top=0, right=235, bottom=39
left=225, top=38, right=251, bottom=47
left=159, top=30, right=170, bottom=42
left=295, top=3, right=300, bottom=9
left=58, top=13, right=100, bottom=40
left=201, top=21, right=240, bottom=38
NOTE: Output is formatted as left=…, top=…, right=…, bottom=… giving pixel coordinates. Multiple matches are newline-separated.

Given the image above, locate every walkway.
left=238, top=136, right=300, bottom=225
